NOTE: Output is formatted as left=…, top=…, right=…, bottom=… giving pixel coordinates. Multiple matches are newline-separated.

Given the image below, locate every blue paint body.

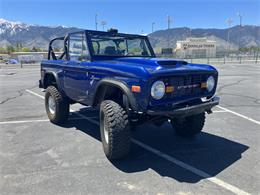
left=40, top=30, right=218, bottom=113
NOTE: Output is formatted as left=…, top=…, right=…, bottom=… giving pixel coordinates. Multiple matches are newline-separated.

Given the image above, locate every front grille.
left=166, top=74, right=209, bottom=98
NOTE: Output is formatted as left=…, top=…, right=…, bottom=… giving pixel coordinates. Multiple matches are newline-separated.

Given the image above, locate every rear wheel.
left=171, top=113, right=205, bottom=137
left=45, top=86, right=69, bottom=124
left=100, top=100, right=131, bottom=160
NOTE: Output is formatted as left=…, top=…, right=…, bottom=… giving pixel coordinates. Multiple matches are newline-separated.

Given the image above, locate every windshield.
left=90, top=35, right=153, bottom=57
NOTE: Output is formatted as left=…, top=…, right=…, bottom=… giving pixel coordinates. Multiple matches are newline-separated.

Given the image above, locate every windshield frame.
left=85, top=30, right=156, bottom=60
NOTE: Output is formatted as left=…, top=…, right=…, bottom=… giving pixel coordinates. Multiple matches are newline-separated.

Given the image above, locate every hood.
left=91, top=57, right=217, bottom=79
left=112, top=57, right=217, bottom=75
left=113, top=57, right=187, bottom=67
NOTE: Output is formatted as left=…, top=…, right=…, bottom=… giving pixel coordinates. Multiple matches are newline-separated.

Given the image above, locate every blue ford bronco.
left=39, top=29, right=219, bottom=160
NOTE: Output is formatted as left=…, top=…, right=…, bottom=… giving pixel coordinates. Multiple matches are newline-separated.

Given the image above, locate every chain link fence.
left=158, top=51, right=259, bottom=65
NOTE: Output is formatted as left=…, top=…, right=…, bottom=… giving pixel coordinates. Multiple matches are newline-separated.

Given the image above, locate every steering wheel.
left=125, top=52, right=135, bottom=56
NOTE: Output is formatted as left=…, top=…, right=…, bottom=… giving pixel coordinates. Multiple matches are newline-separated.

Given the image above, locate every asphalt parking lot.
left=0, top=63, right=259, bottom=195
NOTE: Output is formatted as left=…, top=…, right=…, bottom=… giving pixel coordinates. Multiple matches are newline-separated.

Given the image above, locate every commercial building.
left=175, top=37, right=216, bottom=58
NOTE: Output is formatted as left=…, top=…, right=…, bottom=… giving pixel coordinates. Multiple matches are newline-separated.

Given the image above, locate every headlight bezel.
left=151, top=80, right=165, bottom=100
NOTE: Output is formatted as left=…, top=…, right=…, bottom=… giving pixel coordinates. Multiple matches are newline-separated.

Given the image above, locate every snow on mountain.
left=0, top=18, right=259, bottom=50
left=0, top=18, right=81, bottom=49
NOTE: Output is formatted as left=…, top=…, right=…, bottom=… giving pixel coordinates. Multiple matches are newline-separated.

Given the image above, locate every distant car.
left=39, top=29, right=219, bottom=160
left=6, top=59, right=19, bottom=64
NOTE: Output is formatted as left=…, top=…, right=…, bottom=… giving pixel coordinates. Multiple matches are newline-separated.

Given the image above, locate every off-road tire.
left=171, top=113, right=205, bottom=137
left=45, top=86, right=69, bottom=124
left=100, top=100, right=131, bottom=160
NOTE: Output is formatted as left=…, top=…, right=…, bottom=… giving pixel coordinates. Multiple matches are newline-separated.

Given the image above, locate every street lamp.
left=95, top=13, right=98, bottom=30
left=167, top=15, right=173, bottom=48
left=225, top=18, right=233, bottom=56
left=100, top=21, right=107, bottom=31
left=237, top=12, right=243, bottom=52
left=152, top=22, right=155, bottom=33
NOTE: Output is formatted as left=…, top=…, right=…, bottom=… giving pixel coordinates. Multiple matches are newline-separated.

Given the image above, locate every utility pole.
left=167, top=15, right=173, bottom=48
left=167, top=15, right=172, bottom=30
left=226, top=18, right=233, bottom=56
left=95, top=14, right=98, bottom=30
left=237, top=12, right=243, bottom=53
left=152, top=22, right=155, bottom=33
left=100, top=21, right=107, bottom=31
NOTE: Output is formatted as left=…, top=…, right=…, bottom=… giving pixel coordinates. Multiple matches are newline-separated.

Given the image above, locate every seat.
left=104, top=46, right=116, bottom=55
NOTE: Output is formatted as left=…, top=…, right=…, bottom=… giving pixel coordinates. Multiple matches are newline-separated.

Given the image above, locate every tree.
left=54, top=48, right=60, bottom=52
left=6, top=45, right=15, bottom=54
left=0, top=47, right=7, bottom=54
left=31, top=47, right=38, bottom=52
left=21, top=47, right=30, bottom=52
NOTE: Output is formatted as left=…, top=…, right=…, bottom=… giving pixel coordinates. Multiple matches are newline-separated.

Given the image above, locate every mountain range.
left=0, top=18, right=259, bottom=51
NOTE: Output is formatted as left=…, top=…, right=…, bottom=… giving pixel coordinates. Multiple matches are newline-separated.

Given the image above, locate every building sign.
left=175, top=37, right=217, bottom=58
left=182, top=43, right=215, bottom=49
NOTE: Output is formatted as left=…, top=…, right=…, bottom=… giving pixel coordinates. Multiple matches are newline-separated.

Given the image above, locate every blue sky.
left=0, top=0, right=259, bottom=34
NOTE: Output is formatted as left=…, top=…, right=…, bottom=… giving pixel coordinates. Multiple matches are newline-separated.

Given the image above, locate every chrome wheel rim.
left=48, top=96, right=56, bottom=115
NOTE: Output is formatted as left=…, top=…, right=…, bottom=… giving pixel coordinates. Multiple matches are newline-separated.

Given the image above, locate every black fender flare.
left=92, top=78, right=138, bottom=112
left=43, top=71, right=64, bottom=95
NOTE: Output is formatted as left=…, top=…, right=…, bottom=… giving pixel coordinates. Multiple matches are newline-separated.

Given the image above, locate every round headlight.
left=151, top=81, right=165, bottom=100
left=206, top=76, right=215, bottom=92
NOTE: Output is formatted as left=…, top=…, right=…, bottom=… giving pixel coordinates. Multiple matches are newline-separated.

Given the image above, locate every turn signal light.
left=201, top=82, right=207, bottom=88
left=166, top=86, right=174, bottom=93
left=131, top=85, right=141, bottom=93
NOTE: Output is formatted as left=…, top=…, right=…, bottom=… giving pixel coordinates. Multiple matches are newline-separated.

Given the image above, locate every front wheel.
left=100, top=100, right=131, bottom=160
left=45, top=86, right=69, bottom=124
left=171, top=113, right=205, bottom=137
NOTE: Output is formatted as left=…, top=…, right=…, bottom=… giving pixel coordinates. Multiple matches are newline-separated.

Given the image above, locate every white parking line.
left=25, top=89, right=45, bottom=99
left=213, top=110, right=228, bottom=113
left=132, top=139, right=250, bottom=195
left=25, top=89, right=251, bottom=195
left=0, top=119, right=49, bottom=124
left=217, top=105, right=260, bottom=125
left=0, top=117, right=87, bottom=125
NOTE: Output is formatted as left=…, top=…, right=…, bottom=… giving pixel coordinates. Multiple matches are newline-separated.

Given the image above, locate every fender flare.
left=92, top=78, right=138, bottom=111
left=43, top=71, right=63, bottom=93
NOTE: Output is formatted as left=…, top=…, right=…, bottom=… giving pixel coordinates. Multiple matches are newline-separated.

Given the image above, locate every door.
left=63, top=32, right=91, bottom=104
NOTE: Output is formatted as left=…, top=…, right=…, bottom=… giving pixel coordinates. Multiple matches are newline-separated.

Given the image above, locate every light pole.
left=167, top=15, right=173, bottom=48
left=95, top=14, right=98, bottom=30
left=167, top=15, right=172, bottom=30
left=226, top=18, right=233, bottom=56
left=152, top=22, right=155, bottom=33
left=237, top=12, right=243, bottom=52
left=100, top=21, right=107, bottom=31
